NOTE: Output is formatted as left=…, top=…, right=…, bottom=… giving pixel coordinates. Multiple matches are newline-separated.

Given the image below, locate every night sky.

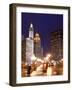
left=22, top=12, right=63, bottom=56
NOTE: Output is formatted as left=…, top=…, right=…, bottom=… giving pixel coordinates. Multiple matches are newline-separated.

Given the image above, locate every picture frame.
left=9, top=3, right=70, bottom=86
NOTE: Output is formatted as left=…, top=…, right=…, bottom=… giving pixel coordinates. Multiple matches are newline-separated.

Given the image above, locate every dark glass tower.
left=50, top=30, right=63, bottom=60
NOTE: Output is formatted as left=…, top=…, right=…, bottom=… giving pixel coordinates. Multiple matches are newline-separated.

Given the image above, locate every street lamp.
left=46, top=54, right=51, bottom=58
left=44, top=54, right=52, bottom=62
left=31, top=54, right=37, bottom=61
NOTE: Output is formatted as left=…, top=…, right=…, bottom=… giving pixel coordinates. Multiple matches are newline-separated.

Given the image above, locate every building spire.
left=29, top=22, right=34, bottom=39
left=30, top=23, right=33, bottom=28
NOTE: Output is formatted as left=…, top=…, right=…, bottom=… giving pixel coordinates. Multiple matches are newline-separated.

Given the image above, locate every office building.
left=50, top=30, right=63, bottom=60
left=34, top=33, right=43, bottom=59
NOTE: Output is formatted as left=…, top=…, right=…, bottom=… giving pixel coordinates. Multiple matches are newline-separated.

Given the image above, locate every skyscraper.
left=50, top=30, right=63, bottom=60
left=22, top=23, right=34, bottom=64
left=22, top=23, right=43, bottom=64
left=26, top=23, right=34, bottom=65
left=26, top=38, right=34, bottom=65
left=34, top=33, right=43, bottom=59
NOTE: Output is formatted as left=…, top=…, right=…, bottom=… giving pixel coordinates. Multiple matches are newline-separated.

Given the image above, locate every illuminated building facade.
left=22, top=23, right=34, bottom=65
left=34, top=33, right=43, bottom=59
left=50, top=30, right=63, bottom=60
left=26, top=38, right=34, bottom=65
left=26, top=23, right=34, bottom=65
left=22, top=23, right=43, bottom=64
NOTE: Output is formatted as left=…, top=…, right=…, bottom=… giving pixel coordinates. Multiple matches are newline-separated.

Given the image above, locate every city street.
left=21, top=61, right=63, bottom=77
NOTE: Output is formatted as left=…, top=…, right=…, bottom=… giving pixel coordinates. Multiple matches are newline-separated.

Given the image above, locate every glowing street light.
left=31, top=54, right=37, bottom=61
left=46, top=54, right=51, bottom=58
left=51, top=60, right=55, bottom=63
left=44, top=54, right=52, bottom=62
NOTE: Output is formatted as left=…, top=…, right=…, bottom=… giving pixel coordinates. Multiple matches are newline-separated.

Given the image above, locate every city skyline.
left=22, top=12, right=63, bottom=56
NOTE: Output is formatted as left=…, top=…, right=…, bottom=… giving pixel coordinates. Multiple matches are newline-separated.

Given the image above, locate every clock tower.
left=29, top=23, right=34, bottom=39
